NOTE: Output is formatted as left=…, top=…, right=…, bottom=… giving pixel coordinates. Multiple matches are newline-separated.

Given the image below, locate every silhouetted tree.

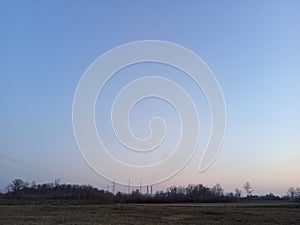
left=54, top=179, right=60, bottom=189
left=2, top=179, right=291, bottom=204
left=243, top=182, right=253, bottom=197
left=211, top=183, right=223, bottom=196
left=288, top=187, right=296, bottom=199
left=234, top=188, right=242, bottom=199
left=296, top=188, right=300, bottom=199
left=31, top=181, right=37, bottom=189
left=9, top=179, right=29, bottom=198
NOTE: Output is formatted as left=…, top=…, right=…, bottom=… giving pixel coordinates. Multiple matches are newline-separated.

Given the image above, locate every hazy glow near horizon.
left=0, top=1, right=299, bottom=195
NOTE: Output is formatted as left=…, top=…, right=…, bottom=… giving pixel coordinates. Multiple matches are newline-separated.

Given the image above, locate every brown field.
left=0, top=202, right=300, bottom=225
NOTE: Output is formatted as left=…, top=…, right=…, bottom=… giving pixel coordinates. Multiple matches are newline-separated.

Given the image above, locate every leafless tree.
left=234, top=188, right=242, bottom=198
left=54, top=179, right=60, bottom=189
left=211, top=183, right=224, bottom=196
left=9, top=179, right=29, bottom=197
left=10, top=179, right=25, bottom=193
left=243, top=182, right=253, bottom=196
left=296, top=187, right=300, bottom=198
left=288, top=187, right=296, bottom=198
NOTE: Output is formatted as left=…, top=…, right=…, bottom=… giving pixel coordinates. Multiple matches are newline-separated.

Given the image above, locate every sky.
left=0, top=0, right=300, bottom=196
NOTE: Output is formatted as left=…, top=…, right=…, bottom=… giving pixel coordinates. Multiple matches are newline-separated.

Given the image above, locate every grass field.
left=0, top=202, right=300, bottom=225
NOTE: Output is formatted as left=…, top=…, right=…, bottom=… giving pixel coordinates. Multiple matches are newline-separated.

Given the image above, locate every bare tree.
left=10, top=179, right=25, bottom=193
left=31, top=181, right=37, bottom=189
left=288, top=187, right=296, bottom=199
left=234, top=188, right=242, bottom=198
left=243, top=182, right=253, bottom=197
left=54, top=179, right=60, bottom=189
left=211, top=183, right=224, bottom=196
left=296, top=187, right=300, bottom=198
left=9, top=179, right=28, bottom=197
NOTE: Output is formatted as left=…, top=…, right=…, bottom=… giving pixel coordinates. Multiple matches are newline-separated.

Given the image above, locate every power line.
left=0, top=153, right=31, bottom=168
left=0, top=152, right=43, bottom=176
left=0, top=152, right=85, bottom=183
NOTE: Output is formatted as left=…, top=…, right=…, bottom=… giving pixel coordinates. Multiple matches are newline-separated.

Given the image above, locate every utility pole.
left=112, top=182, right=115, bottom=195
left=140, top=183, right=142, bottom=194
left=128, top=179, right=130, bottom=195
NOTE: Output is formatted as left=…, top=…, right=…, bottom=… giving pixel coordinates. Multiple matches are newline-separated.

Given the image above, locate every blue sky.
left=1, top=0, right=299, bottom=195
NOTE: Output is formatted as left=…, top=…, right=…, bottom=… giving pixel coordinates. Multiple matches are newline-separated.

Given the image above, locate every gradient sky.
left=1, top=0, right=300, bottom=196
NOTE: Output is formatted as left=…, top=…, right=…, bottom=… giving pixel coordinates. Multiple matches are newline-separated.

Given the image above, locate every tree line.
left=0, top=179, right=299, bottom=204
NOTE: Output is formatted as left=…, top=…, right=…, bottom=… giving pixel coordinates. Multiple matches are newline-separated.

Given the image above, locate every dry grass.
left=0, top=202, right=300, bottom=225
